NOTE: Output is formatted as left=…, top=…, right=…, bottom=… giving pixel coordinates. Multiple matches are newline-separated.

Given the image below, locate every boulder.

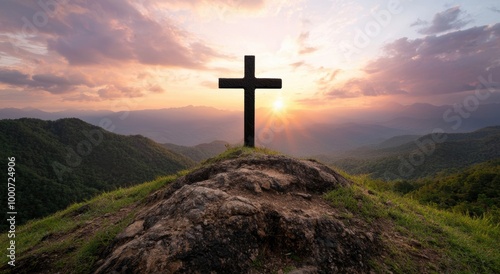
left=95, top=154, right=381, bottom=273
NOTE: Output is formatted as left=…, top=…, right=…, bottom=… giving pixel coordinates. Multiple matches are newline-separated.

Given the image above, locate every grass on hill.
left=1, top=146, right=499, bottom=273
left=325, top=172, right=500, bottom=273
left=201, top=145, right=280, bottom=165
left=0, top=174, right=183, bottom=273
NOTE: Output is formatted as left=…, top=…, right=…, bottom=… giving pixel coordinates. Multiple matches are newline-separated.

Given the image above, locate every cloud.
left=490, top=7, right=500, bottom=14
left=320, top=24, right=500, bottom=101
left=0, top=0, right=217, bottom=102
left=62, top=83, right=156, bottom=102
left=152, top=0, right=265, bottom=11
left=325, top=79, right=407, bottom=99
left=0, top=1, right=74, bottom=37
left=146, top=0, right=280, bottom=18
left=367, top=24, right=500, bottom=94
left=51, top=0, right=217, bottom=67
left=0, top=0, right=221, bottom=67
left=0, top=69, right=31, bottom=86
left=415, top=6, right=471, bottom=35
left=62, top=93, right=102, bottom=102
left=294, top=97, right=330, bottom=106
left=317, top=69, right=341, bottom=86
left=410, top=19, right=426, bottom=27
left=0, top=68, right=93, bottom=94
left=97, top=85, right=143, bottom=99
left=297, top=31, right=318, bottom=55
left=149, top=85, right=165, bottom=94
left=290, top=61, right=305, bottom=70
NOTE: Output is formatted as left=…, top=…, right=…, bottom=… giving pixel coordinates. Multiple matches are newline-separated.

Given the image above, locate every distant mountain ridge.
left=319, top=126, right=500, bottom=179
left=0, top=106, right=243, bottom=146
left=163, top=140, right=230, bottom=163
left=0, top=118, right=194, bottom=227
left=2, top=103, right=500, bottom=156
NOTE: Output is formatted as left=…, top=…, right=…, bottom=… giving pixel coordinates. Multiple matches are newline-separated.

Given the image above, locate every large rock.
left=95, top=154, right=382, bottom=273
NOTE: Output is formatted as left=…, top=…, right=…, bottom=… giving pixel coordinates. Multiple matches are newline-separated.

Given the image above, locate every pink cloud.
left=97, top=85, right=143, bottom=99
left=0, top=0, right=225, bottom=100
left=148, top=0, right=266, bottom=12
left=0, top=0, right=221, bottom=67
left=320, top=23, right=500, bottom=102
left=0, top=68, right=92, bottom=94
left=297, top=31, right=318, bottom=55
left=365, top=24, right=500, bottom=94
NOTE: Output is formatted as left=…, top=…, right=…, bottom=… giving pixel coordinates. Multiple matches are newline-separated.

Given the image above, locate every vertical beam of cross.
left=219, top=55, right=282, bottom=147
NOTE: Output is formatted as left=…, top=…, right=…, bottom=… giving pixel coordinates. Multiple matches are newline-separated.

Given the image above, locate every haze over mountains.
left=2, top=102, right=500, bottom=156
left=163, top=140, right=229, bottom=163
left=318, top=126, right=500, bottom=180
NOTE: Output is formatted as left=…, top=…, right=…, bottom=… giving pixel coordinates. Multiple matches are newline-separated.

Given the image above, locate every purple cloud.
left=321, top=24, right=500, bottom=101
left=0, top=68, right=92, bottom=94
left=490, top=7, right=500, bottom=14
left=97, top=85, right=142, bottom=99
left=416, top=6, right=471, bottom=35
left=0, top=1, right=73, bottom=36
left=150, top=0, right=266, bottom=12
left=0, top=0, right=221, bottom=67
left=410, top=18, right=426, bottom=27
left=0, top=69, right=31, bottom=86
left=325, top=79, right=407, bottom=99
left=366, top=24, right=500, bottom=94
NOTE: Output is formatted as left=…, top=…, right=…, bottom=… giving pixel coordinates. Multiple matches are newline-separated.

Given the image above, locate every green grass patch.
left=70, top=213, right=136, bottom=273
left=0, top=174, right=178, bottom=272
left=343, top=173, right=500, bottom=273
left=324, top=184, right=386, bottom=222
left=202, top=145, right=281, bottom=165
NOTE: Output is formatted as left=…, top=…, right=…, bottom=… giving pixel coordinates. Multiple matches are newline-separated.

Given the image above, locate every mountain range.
left=0, top=113, right=499, bottom=272
left=162, top=140, right=229, bottom=163
left=317, top=126, right=500, bottom=180
left=2, top=102, right=500, bottom=156
left=0, top=118, right=194, bottom=228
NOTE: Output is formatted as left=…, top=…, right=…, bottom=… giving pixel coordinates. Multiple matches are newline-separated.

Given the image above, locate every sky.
left=0, top=0, right=499, bottom=113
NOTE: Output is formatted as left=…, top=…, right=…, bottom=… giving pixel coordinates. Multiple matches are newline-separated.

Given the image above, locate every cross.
left=219, top=55, right=282, bottom=147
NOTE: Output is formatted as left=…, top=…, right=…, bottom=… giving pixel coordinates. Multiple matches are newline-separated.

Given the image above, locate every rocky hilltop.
left=94, top=153, right=383, bottom=273
left=4, top=148, right=500, bottom=273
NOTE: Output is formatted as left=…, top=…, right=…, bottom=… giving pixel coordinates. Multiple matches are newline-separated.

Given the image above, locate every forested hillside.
left=391, top=160, right=500, bottom=223
left=322, top=126, right=500, bottom=179
left=0, top=118, right=194, bottom=227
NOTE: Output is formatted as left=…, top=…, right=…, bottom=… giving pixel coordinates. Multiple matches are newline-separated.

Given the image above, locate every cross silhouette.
left=219, top=55, right=282, bottom=147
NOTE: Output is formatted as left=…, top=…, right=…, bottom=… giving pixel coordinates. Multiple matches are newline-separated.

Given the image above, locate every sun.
left=272, top=98, right=285, bottom=112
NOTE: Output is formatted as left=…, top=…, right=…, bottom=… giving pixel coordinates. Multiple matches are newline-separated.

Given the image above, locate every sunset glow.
left=273, top=98, right=285, bottom=113
left=0, top=0, right=499, bottom=113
